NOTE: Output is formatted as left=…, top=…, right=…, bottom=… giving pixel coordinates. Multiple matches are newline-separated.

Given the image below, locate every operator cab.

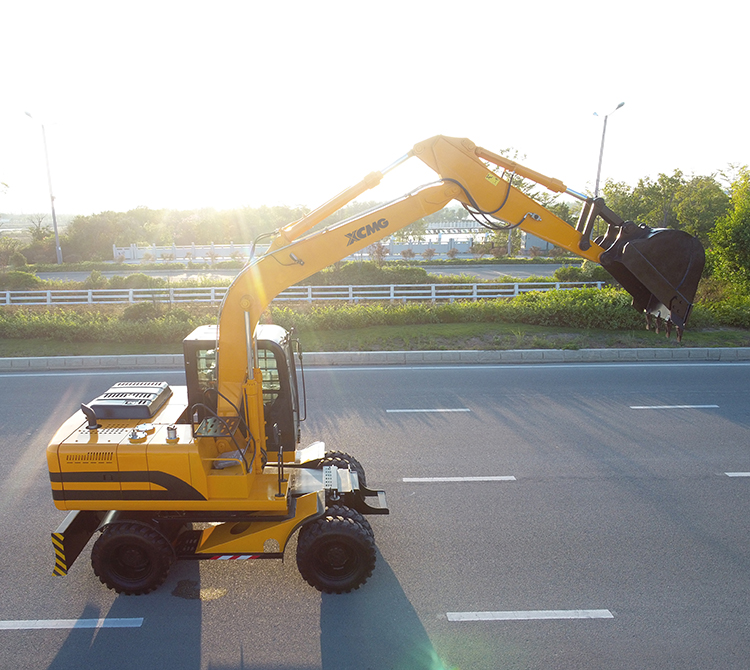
left=182, top=324, right=304, bottom=456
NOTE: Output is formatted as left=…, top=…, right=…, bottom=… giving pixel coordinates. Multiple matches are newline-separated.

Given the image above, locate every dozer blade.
left=599, top=223, right=705, bottom=337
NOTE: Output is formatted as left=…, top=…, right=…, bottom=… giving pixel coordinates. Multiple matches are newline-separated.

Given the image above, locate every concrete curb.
left=1, top=348, right=749, bottom=371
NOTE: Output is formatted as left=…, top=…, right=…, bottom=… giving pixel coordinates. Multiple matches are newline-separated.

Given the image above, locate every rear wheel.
left=296, top=509, right=376, bottom=593
left=91, top=522, right=174, bottom=595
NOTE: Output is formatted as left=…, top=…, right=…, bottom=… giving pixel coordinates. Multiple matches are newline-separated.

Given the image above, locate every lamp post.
left=594, top=101, right=625, bottom=198
left=24, top=112, right=63, bottom=264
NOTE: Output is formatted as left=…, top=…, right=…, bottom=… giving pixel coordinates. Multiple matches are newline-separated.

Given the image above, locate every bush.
left=500, top=288, right=644, bottom=329
left=553, top=261, right=613, bottom=284
left=0, top=271, right=44, bottom=290
left=553, top=265, right=584, bottom=281
left=83, top=270, right=107, bottom=289
left=699, top=294, right=750, bottom=329
left=272, top=288, right=646, bottom=332
left=107, top=273, right=167, bottom=289
left=301, top=261, right=431, bottom=286
left=0, top=306, right=204, bottom=344
left=10, top=251, right=27, bottom=268
left=0, top=285, right=746, bottom=347
left=121, top=303, right=162, bottom=321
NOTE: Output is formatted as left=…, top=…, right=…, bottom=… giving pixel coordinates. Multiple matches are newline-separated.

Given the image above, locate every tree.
left=675, top=176, right=730, bottom=246
left=534, top=192, right=576, bottom=226
left=424, top=205, right=465, bottom=223
left=368, top=242, right=389, bottom=268
left=490, top=229, right=521, bottom=256
left=400, top=248, right=416, bottom=260
left=421, top=248, right=436, bottom=261
left=27, top=214, right=53, bottom=242
left=470, top=241, right=492, bottom=260
left=602, top=171, right=729, bottom=246
left=0, top=237, right=21, bottom=267
left=601, top=179, right=647, bottom=223
left=602, top=171, right=684, bottom=228
left=710, top=167, right=750, bottom=290
left=641, top=171, right=684, bottom=228
left=391, top=218, right=427, bottom=244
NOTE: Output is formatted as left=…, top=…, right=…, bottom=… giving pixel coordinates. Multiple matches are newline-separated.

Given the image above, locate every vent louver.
left=88, top=381, right=172, bottom=419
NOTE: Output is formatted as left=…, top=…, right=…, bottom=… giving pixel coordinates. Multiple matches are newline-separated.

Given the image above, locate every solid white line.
left=0, top=618, right=144, bottom=630
left=305, top=362, right=750, bottom=372
left=725, top=473, right=750, bottom=477
left=403, top=476, right=516, bottom=483
left=630, top=404, right=719, bottom=409
left=447, top=609, right=613, bottom=622
left=0, top=370, right=181, bottom=379
left=386, top=408, right=471, bottom=413
left=4, top=361, right=748, bottom=379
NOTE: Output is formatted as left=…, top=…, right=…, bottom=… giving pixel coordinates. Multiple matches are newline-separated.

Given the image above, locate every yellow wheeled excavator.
left=47, top=135, right=705, bottom=595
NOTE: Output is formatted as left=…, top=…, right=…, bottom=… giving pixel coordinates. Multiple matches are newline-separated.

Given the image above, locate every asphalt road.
left=1, top=361, right=749, bottom=669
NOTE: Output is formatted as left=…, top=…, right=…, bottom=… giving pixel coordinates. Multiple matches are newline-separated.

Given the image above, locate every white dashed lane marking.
left=630, top=404, right=719, bottom=409
left=403, top=476, right=516, bottom=483
left=0, top=618, right=143, bottom=630
left=447, top=609, right=614, bottom=622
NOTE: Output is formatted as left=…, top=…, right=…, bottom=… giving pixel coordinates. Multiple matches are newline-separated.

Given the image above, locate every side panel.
left=194, top=491, right=322, bottom=555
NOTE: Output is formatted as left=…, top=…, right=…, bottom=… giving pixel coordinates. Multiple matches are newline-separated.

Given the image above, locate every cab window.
left=258, top=347, right=281, bottom=404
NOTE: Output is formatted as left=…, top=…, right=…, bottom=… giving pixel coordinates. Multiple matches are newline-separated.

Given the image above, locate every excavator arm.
left=214, top=135, right=705, bottom=440
left=413, top=136, right=704, bottom=334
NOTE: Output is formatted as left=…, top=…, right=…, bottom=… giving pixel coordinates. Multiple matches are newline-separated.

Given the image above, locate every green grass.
left=0, top=339, right=181, bottom=357
left=2, top=322, right=748, bottom=358
left=298, top=322, right=750, bottom=352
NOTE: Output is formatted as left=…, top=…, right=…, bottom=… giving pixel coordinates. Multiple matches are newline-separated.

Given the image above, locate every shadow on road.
left=46, top=562, right=203, bottom=670
left=320, top=550, right=451, bottom=670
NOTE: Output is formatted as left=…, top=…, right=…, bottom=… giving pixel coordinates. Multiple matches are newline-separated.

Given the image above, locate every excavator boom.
left=220, top=135, right=704, bottom=393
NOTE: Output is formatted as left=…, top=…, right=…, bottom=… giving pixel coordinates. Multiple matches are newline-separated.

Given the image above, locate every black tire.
left=320, top=451, right=367, bottom=487
left=91, top=522, right=174, bottom=595
left=326, top=504, right=374, bottom=539
left=296, top=512, right=376, bottom=593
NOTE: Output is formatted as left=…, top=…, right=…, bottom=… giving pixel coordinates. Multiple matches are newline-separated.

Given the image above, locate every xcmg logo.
left=345, top=218, right=389, bottom=246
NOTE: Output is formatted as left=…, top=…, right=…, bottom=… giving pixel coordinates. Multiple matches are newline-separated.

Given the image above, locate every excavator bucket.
left=598, top=222, right=705, bottom=339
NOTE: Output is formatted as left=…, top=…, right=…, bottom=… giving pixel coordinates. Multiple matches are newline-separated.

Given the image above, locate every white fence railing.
left=1, top=282, right=604, bottom=306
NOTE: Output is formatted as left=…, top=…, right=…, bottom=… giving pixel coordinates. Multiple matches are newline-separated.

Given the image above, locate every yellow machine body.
left=46, top=134, right=705, bottom=593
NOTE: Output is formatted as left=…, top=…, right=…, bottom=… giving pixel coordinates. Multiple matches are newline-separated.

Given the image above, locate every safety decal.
left=52, top=533, right=67, bottom=576
left=485, top=173, right=501, bottom=186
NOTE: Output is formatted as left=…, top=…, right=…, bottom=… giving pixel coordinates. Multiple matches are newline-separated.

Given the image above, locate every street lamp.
left=593, top=101, right=625, bottom=198
left=24, top=112, right=63, bottom=264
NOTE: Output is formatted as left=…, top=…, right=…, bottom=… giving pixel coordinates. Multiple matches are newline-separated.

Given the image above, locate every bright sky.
left=1, top=0, right=747, bottom=218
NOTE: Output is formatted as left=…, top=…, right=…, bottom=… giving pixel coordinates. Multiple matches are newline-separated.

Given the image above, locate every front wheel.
left=320, top=450, right=367, bottom=487
left=296, top=510, right=376, bottom=593
left=91, top=522, right=174, bottom=595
